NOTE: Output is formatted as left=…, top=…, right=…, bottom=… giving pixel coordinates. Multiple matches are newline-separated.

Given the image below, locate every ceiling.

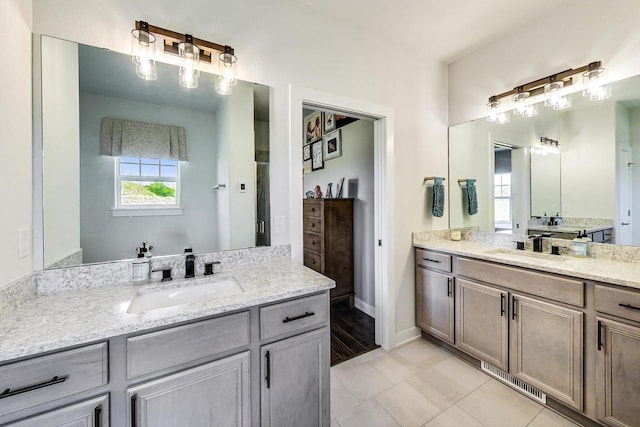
left=290, top=0, right=575, bottom=63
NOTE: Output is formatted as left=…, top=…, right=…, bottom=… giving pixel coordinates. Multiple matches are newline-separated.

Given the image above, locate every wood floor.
left=330, top=301, right=379, bottom=366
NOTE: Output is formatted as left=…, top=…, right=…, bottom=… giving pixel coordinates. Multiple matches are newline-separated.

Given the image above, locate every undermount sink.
left=483, top=248, right=567, bottom=262
left=127, top=277, right=243, bottom=314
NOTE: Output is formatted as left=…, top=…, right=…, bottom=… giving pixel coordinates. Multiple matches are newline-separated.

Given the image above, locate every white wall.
left=449, top=0, right=640, bottom=125
left=32, top=0, right=449, bottom=340
left=41, top=36, right=80, bottom=267
left=304, top=119, right=375, bottom=308
left=0, top=0, right=33, bottom=287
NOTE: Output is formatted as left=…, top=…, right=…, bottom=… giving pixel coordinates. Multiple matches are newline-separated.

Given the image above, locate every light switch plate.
left=18, top=227, right=31, bottom=259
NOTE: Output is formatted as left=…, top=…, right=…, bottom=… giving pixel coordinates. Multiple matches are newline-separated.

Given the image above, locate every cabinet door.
left=6, top=395, right=108, bottom=427
left=128, top=352, right=250, bottom=427
left=596, top=317, right=640, bottom=427
left=456, top=279, right=508, bottom=370
left=261, top=328, right=329, bottom=427
left=509, top=294, right=583, bottom=410
left=416, top=267, right=455, bottom=344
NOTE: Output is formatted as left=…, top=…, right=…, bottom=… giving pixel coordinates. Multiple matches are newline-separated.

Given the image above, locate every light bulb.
left=487, top=99, right=509, bottom=124
left=544, top=81, right=571, bottom=110
left=215, top=77, right=233, bottom=95
left=178, top=40, right=200, bottom=89
left=131, top=27, right=157, bottom=81
left=583, top=67, right=611, bottom=101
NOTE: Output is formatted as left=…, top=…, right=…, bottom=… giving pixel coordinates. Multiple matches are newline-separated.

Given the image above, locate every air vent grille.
left=481, top=361, right=547, bottom=404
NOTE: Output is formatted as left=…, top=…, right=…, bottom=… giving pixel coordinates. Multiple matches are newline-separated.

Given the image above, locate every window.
left=113, top=157, right=182, bottom=216
left=494, top=173, right=512, bottom=230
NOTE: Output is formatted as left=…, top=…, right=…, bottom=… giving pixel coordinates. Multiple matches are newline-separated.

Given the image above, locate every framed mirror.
left=35, top=35, right=271, bottom=269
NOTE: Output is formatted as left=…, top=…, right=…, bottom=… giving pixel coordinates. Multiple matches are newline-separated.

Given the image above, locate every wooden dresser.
left=303, top=198, right=354, bottom=306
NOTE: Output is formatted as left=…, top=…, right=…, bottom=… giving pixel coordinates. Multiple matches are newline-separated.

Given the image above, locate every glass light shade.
left=131, top=29, right=157, bottom=81
left=513, top=91, right=537, bottom=118
left=178, top=42, right=200, bottom=89
left=543, top=81, right=571, bottom=110
left=215, top=77, right=233, bottom=95
left=487, top=100, right=509, bottom=124
left=582, top=67, right=611, bottom=101
left=218, top=51, right=238, bottom=86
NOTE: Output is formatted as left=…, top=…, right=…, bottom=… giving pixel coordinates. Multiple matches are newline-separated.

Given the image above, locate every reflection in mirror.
left=449, top=72, right=640, bottom=246
left=38, top=36, right=270, bottom=269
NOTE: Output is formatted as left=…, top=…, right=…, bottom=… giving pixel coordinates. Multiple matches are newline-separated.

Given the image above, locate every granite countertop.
left=414, top=239, right=640, bottom=291
left=527, top=225, right=613, bottom=234
left=0, top=260, right=334, bottom=364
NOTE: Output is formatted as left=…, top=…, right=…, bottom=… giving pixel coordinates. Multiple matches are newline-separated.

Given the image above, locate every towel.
left=466, top=179, right=478, bottom=215
left=432, top=177, right=445, bottom=217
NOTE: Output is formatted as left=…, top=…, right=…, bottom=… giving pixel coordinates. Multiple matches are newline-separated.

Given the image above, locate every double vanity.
left=414, top=232, right=640, bottom=427
left=0, top=257, right=334, bottom=426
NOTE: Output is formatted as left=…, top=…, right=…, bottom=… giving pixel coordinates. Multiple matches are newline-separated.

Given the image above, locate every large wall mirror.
left=449, top=72, right=640, bottom=246
left=36, top=35, right=271, bottom=269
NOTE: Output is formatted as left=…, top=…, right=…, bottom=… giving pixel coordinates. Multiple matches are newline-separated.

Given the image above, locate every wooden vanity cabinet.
left=415, top=249, right=454, bottom=345
left=5, top=395, right=109, bottom=427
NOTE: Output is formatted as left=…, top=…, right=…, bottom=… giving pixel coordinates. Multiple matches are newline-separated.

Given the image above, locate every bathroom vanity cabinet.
left=0, top=291, right=330, bottom=427
left=415, top=249, right=454, bottom=344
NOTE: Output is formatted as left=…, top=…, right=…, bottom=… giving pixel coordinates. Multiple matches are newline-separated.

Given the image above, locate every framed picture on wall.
left=303, top=143, right=311, bottom=160
left=323, top=129, right=342, bottom=160
left=304, top=111, right=322, bottom=144
left=303, top=159, right=312, bottom=174
left=311, top=140, right=324, bottom=170
left=323, top=112, right=335, bottom=133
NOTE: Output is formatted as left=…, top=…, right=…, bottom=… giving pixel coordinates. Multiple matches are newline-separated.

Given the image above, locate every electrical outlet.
left=274, top=216, right=285, bottom=234
left=239, top=182, right=247, bottom=193
left=18, top=227, right=31, bottom=259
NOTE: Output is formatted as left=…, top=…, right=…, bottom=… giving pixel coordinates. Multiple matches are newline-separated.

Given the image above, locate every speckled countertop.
left=527, top=225, right=612, bottom=234
left=0, top=260, right=334, bottom=364
left=414, top=239, right=640, bottom=291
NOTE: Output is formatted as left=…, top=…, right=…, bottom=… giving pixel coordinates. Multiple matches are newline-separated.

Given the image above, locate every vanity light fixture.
left=486, top=61, right=609, bottom=122
left=531, top=137, right=560, bottom=156
left=131, top=21, right=238, bottom=95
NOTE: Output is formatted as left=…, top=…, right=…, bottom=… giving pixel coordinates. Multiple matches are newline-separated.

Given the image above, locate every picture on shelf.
left=326, top=182, right=333, bottom=199
left=303, top=159, right=312, bottom=174
left=336, top=177, right=345, bottom=198
left=304, top=111, right=322, bottom=144
left=303, top=143, right=311, bottom=160
left=323, top=112, right=335, bottom=133
left=323, top=129, right=342, bottom=160
left=311, top=140, right=324, bottom=170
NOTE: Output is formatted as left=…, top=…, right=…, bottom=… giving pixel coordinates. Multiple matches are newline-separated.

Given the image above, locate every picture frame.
left=336, top=177, right=345, bottom=198
left=311, top=140, right=324, bottom=170
left=325, top=183, right=333, bottom=199
left=303, top=159, right=312, bottom=174
left=304, top=111, right=322, bottom=144
left=303, top=143, right=311, bottom=161
left=323, top=112, right=335, bottom=133
left=323, top=129, right=342, bottom=160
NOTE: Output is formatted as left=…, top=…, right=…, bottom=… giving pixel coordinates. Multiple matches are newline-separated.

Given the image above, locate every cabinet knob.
left=311, top=207, right=316, bottom=212
left=311, top=240, right=316, bottom=245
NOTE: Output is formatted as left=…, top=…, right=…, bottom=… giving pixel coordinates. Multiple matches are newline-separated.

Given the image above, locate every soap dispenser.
left=571, top=231, right=588, bottom=257
left=132, top=246, right=150, bottom=283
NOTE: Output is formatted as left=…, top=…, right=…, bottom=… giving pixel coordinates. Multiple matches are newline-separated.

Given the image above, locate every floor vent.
left=480, top=361, right=547, bottom=405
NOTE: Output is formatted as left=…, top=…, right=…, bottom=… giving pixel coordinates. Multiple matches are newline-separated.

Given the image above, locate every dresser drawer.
left=303, top=216, right=322, bottom=233
left=0, top=342, right=108, bottom=416
left=416, top=248, right=452, bottom=273
left=127, top=311, right=250, bottom=379
left=304, top=251, right=322, bottom=272
left=303, top=232, right=323, bottom=254
left=595, top=285, right=640, bottom=323
left=303, top=201, right=321, bottom=218
left=457, top=257, right=584, bottom=307
left=260, top=293, right=329, bottom=340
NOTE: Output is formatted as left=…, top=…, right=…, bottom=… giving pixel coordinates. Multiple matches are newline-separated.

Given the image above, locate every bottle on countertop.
left=571, top=231, right=589, bottom=257
left=132, top=245, right=150, bottom=283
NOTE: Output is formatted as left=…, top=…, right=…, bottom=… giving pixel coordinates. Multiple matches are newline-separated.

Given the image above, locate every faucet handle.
left=204, top=261, right=221, bottom=276
left=152, top=267, right=173, bottom=281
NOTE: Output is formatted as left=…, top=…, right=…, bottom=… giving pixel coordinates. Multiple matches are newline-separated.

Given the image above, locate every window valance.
left=100, top=117, right=187, bottom=160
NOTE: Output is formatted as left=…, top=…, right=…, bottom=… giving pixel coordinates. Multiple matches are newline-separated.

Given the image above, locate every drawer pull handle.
left=447, top=278, right=452, bottom=297
left=597, top=320, right=603, bottom=351
left=0, top=375, right=67, bottom=399
left=283, top=311, right=315, bottom=323
left=94, top=406, right=102, bottom=427
left=131, top=395, right=137, bottom=427
left=311, top=259, right=316, bottom=264
left=311, top=207, right=316, bottom=212
left=500, top=294, right=505, bottom=317
left=265, top=351, right=271, bottom=389
left=423, top=258, right=442, bottom=263
left=511, top=296, right=517, bottom=320
left=311, top=223, right=315, bottom=227
left=619, top=303, right=640, bottom=311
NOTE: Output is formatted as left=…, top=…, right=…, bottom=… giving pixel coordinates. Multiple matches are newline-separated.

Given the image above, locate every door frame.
left=289, top=85, right=395, bottom=350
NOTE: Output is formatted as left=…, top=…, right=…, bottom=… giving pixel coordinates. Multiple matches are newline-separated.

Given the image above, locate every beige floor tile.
left=457, top=379, right=543, bottom=427
left=349, top=347, right=386, bottom=365
left=375, top=382, right=442, bottom=427
left=330, top=374, right=360, bottom=418
left=527, top=408, right=580, bottom=427
left=369, top=352, right=423, bottom=384
left=336, top=399, right=401, bottom=427
left=432, top=357, right=490, bottom=391
left=406, top=367, right=472, bottom=410
left=333, top=361, right=393, bottom=401
left=389, top=340, right=450, bottom=370
left=331, top=417, right=342, bottom=427
left=422, top=405, right=484, bottom=427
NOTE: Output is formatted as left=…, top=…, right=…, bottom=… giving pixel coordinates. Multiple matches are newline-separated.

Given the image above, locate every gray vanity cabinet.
left=128, top=351, right=250, bottom=427
left=510, top=293, right=583, bottom=410
left=5, top=395, right=108, bottom=427
left=455, top=279, right=509, bottom=371
left=260, top=328, right=329, bottom=427
left=416, top=267, right=455, bottom=344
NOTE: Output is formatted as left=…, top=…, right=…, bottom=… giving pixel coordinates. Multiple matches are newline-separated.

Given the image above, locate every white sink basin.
left=127, top=278, right=243, bottom=314
left=484, top=248, right=567, bottom=262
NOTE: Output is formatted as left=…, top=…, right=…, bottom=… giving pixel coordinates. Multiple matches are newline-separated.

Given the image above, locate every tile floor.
left=330, top=338, right=581, bottom=427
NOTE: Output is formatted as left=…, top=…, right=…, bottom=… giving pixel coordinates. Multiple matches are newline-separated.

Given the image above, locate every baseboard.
left=354, top=297, right=375, bottom=318
left=394, top=327, right=421, bottom=347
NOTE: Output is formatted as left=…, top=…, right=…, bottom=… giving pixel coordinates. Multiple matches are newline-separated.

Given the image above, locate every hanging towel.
left=432, top=177, right=445, bottom=217
left=466, top=179, right=478, bottom=215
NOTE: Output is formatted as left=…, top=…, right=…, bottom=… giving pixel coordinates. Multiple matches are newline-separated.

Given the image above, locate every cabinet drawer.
left=456, top=257, right=584, bottom=307
left=303, top=217, right=322, bottom=233
left=415, top=248, right=452, bottom=273
left=303, top=232, right=323, bottom=254
left=260, top=293, right=329, bottom=341
left=303, top=251, right=322, bottom=272
left=303, top=201, right=322, bottom=219
left=595, top=285, right=640, bottom=323
left=127, top=311, right=250, bottom=379
left=0, top=342, right=108, bottom=416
